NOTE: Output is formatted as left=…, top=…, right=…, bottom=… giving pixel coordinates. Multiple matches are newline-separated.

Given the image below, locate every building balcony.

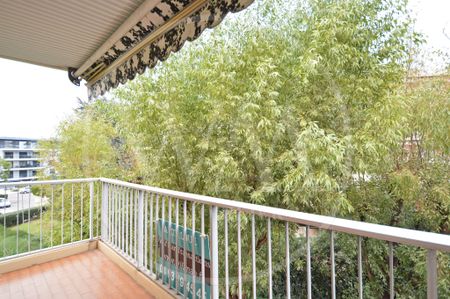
left=0, top=178, right=448, bottom=299
left=4, top=158, right=42, bottom=162
left=9, top=166, right=43, bottom=171
left=3, top=176, right=38, bottom=183
left=0, top=149, right=41, bottom=152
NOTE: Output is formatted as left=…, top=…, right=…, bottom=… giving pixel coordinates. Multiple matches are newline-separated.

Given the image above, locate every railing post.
left=210, top=205, right=219, bottom=299
left=137, top=190, right=144, bottom=268
left=101, top=182, right=109, bottom=242
left=89, top=181, right=94, bottom=240
left=427, top=249, right=437, bottom=299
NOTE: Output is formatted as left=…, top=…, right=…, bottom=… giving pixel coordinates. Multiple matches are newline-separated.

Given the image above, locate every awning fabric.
left=79, top=0, right=255, bottom=98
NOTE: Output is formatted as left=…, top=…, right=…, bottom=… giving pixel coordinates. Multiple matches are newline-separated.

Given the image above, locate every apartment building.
left=0, top=137, right=43, bottom=182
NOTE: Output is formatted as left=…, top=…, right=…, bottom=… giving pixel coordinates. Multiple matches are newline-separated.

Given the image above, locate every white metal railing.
left=0, top=178, right=99, bottom=260
left=1, top=178, right=449, bottom=299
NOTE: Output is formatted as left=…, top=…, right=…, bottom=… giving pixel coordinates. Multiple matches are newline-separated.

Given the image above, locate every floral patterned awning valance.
left=72, top=0, right=254, bottom=98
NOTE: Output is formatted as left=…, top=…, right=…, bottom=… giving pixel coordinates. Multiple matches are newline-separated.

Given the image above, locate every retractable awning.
left=0, top=0, right=254, bottom=98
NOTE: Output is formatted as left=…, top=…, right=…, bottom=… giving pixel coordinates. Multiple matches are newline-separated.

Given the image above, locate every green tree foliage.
left=115, top=0, right=416, bottom=217
left=41, top=102, right=137, bottom=179
left=0, top=158, right=10, bottom=181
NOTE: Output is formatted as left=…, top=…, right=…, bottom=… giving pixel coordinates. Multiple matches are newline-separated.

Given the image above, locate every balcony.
left=0, top=178, right=449, bottom=299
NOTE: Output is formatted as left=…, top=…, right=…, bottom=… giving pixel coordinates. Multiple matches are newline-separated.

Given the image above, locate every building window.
left=19, top=170, right=27, bottom=178
left=4, top=152, right=13, bottom=159
left=8, top=171, right=13, bottom=178
left=19, top=152, right=30, bottom=158
left=5, top=141, right=20, bottom=148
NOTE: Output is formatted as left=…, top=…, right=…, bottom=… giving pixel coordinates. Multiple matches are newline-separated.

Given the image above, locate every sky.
left=0, top=0, right=449, bottom=140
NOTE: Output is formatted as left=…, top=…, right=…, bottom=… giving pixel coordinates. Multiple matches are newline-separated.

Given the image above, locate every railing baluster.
left=135, top=190, right=138, bottom=262
left=162, top=195, right=166, bottom=282
left=201, top=204, right=205, bottom=299
left=237, top=211, right=242, bottom=299
left=175, top=198, right=179, bottom=291
left=117, top=186, right=121, bottom=249
left=111, top=184, right=114, bottom=244
left=118, top=186, right=121, bottom=247
left=426, top=249, right=437, bottom=299
left=331, top=231, right=336, bottom=299
left=137, top=190, right=144, bottom=268
left=113, top=185, right=119, bottom=248
left=109, top=185, right=113, bottom=244
left=118, top=186, right=120, bottom=246
left=128, top=189, right=131, bottom=254
left=182, top=200, right=187, bottom=297
left=114, top=185, right=118, bottom=246
left=81, top=184, right=84, bottom=240
left=191, top=202, right=196, bottom=298
left=16, top=190, right=19, bottom=254
left=155, top=194, right=159, bottom=277
left=3, top=187, right=6, bottom=256
left=27, top=189, right=31, bottom=252
left=268, top=218, right=272, bottom=299
left=96, top=183, right=99, bottom=237
left=100, top=183, right=109, bottom=243
left=224, top=210, right=229, bottom=299
left=168, top=197, right=172, bottom=286
left=115, top=185, right=118, bottom=245
left=40, top=186, right=43, bottom=249
left=125, top=188, right=129, bottom=255
left=286, top=222, right=291, bottom=299
left=51, top=185, right=54, bottom=247
left=306, top=226, right=312, bottom=299
left=150, top=193, right=154, bottom=274
left=130, top=188, right=133, bottom=256
left=117, top=185, right=120, bottom=247
left=210, top=205, right=219, bottom=299
left=61, top=184, right=64, bottom=245
left=71, top=184, right=74, bottom=242
left=108, top=184, right=112, bottom=243
left=21, top=192, right=24, bottom=247
left=89, top=182, right=94, bottom=240
left=358, top=236, right=363, bottom=299
left=122, top=187, right=125, bottom=251
left=130, top=189, right=134, bottom=256
left=251, top=214, right=256, bottom=299
left=389, top=242, right=394, bottom=299
left=144, top=192, right=148, bottom=270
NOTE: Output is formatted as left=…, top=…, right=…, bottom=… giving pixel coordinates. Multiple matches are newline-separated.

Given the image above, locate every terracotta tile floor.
left=0, top=250, right=155, bottom=299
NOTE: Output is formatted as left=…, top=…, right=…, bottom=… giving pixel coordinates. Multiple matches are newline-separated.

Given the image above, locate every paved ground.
left=0, top=192, right=47, bottom=214
left=0, top=249, right=154, bottom=299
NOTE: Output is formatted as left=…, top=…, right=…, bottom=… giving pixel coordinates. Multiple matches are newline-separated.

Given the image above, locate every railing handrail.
left=0, top=178, right=98, bottom=187
left=99, top=177, right=450, bottom=252
left=1, top=177, right=448, bottom=252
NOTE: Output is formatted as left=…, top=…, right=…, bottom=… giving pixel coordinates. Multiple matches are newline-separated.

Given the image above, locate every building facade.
left=0, top=137, right=43, bottom=182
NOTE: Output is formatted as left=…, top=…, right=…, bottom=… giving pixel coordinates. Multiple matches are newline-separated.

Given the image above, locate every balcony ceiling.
left=0, top=0, right=254, bottom=98
left=0, top=0, right=145, bottom=70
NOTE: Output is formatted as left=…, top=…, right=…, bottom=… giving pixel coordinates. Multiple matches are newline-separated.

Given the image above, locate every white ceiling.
left=0, top=0, right=146, bottom=70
